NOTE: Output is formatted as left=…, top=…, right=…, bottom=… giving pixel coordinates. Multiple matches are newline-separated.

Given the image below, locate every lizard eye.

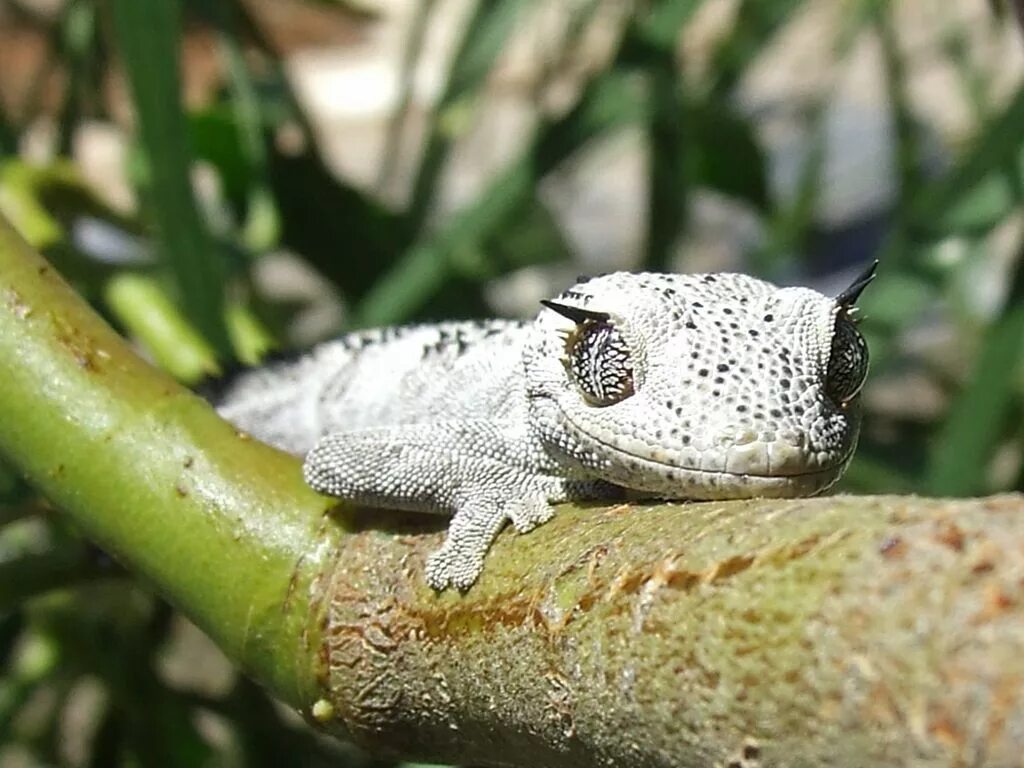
left=565, top=320, right=635, bottom=407
left=825, top=314, right=868, bottom=406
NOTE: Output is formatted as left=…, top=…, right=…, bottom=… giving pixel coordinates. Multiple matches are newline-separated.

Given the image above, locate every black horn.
left=540, top=299, right=610, bottom=325
left=836, top=260, right=879, bottom=307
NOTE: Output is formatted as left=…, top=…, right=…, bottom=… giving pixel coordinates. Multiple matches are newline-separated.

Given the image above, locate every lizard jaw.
left=556, top=409, right=857, bottom=500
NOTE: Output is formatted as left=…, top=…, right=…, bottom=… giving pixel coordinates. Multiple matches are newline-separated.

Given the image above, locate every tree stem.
left=0, top=214, right=337, bottom=713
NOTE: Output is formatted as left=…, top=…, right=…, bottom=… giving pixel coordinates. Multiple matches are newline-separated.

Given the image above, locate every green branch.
left=0, top=213, right=336, bottom=711
left=3, top=213, right=1024, bottom=765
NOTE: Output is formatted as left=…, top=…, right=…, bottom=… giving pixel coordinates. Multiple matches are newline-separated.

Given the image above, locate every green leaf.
left=268, top=141, right=411, bottom=302
left=472, top=194, right=573, bottom=276
left=405, top=0, right=533, bottom=235
left=109, top=0, right=231, bottom=356
left=103, top=273, right=220, bottom=384
left=634, top=0, right=706, bottom=51
left=686, top=98, right=768, bottom=208
left=911, top=84, right=1024, bottom=233
left=925, top=254, right=1024, bottom=495
left=707, top=0, right=812, bottom=97
left=353, top=70, right=651, bottom=326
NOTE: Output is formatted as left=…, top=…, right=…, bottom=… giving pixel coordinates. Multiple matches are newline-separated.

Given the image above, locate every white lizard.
left=212, top=264, right=875, bottom=591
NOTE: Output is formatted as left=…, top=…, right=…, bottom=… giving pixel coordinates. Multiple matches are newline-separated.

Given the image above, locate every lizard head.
left=525, top=265, right=875, bottom=500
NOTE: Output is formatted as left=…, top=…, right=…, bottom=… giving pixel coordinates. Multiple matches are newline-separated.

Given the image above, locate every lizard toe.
left=507, top=497, right=555, bottom=534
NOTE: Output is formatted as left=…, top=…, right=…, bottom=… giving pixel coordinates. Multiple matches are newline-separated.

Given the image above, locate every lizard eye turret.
left=540, top=299, right=635, bottom=406
left=825, top=314, right=869, bottom=407
left=565, top=320, right=635, bottom=407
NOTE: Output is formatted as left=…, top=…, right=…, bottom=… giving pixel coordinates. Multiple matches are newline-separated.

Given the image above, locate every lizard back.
left=212, top=319, right=534, bottom=456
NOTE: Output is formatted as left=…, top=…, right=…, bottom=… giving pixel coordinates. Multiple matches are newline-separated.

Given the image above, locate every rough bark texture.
left=318, top=494, right=1024, bottom=767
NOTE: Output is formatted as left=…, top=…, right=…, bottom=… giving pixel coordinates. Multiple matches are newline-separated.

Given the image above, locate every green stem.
left=0, top=214, right=337, bottom=712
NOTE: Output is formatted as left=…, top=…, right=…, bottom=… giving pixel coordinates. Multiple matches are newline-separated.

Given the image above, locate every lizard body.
left=213, top=267, right=874, bottom=590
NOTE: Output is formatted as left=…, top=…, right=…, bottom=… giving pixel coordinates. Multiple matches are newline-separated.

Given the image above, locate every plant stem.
left=0, top=213, right=337, bottom=713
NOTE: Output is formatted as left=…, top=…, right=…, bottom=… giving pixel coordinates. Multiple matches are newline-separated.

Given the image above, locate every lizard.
left=211, top=263, right=876, bottom=591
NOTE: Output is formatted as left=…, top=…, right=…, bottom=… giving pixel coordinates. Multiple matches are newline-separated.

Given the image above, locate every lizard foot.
left=507, top=496, right=555, bottom=533
left=425, top=497, right=511, bottom=591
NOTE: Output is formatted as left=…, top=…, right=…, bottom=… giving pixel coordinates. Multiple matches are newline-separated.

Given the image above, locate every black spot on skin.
left=718, top=363, right=729, bottom=372
left=698, top=369, right=709, bottom=377
left=764, top=313, right=774, bottom=322
left=686, top=321, right=697, bottom=330
left=737, top=404, right=748, bottom=413
left=780, top=378, right=791, bottom=388
left=749, top=329, right=759, bottom=337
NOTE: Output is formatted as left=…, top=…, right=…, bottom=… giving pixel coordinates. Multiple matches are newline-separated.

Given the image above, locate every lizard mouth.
left=559, top=412, right=854, bottom=499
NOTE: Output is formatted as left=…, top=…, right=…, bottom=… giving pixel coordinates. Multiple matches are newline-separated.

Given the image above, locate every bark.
left=321, top=494, right=1024, bottom=767
left=2, top=213, right=1024, bottom=766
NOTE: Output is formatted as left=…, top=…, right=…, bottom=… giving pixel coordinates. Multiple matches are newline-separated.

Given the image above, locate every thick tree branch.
left=3, top=213, right=1024, bottom=765
left=0, top=214, right=338, bottom=711
left=321, top=494, right=1024, bottom=766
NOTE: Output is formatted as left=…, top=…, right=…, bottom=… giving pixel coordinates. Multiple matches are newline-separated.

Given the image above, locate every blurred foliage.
left=0, top=0, right=1023, bottom=764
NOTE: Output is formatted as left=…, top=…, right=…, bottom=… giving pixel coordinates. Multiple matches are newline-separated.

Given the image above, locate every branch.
left=0, top=213, right=337, bottom=710
left=3, top=213, right=1024, bottom=765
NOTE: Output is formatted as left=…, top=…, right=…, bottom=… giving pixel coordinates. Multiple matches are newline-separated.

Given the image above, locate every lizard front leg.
left=302, top=419, right=576, bottom=590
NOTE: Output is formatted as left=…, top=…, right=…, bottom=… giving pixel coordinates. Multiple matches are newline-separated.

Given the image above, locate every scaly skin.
left=213, top=267, right=875, bottom=591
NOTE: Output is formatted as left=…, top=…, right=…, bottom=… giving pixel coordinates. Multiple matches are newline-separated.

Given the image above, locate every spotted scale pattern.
left=213, top=270, right=871, bottom=590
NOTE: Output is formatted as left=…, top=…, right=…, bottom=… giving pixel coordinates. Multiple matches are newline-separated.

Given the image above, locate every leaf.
left=267, top=141, right=411, bottom=303
left=925, top=251, right=1024, bottom=496
left=706, top=0, right=812, bottom=97
left=405, top=0, right=534, bottom=234
left=911, top=84, right=1024, bottom=234
left=686, top=98, right=768, bottom=208
left=353, top=70, right=651, bottom=327
left=108, top=0, right=231, bottom=356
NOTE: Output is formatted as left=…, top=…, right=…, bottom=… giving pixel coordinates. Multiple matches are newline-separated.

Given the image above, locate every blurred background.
left=1, top=0, right=1023, bottom=765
